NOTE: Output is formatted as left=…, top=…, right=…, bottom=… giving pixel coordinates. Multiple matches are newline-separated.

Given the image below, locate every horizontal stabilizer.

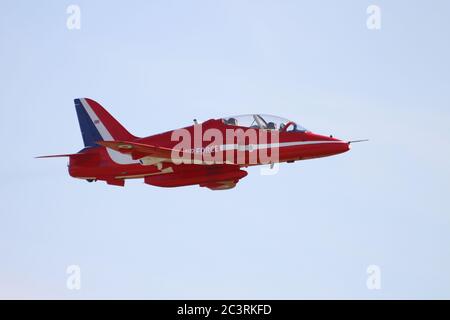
left=35, top=153, right=91, bottom=159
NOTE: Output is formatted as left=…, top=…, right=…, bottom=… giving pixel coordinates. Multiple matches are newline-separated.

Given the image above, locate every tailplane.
left=35, top=153, right=92, bottom=159
left=74, top=98, right=136, bottom=147
left=35, top=153, right=85, bottom=159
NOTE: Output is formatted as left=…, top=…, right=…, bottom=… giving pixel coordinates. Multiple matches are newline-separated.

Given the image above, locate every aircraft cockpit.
left=222, top=114, right=308, bottom=132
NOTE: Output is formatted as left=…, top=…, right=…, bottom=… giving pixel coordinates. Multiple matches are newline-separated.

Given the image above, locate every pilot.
left=226, top=118, right=237, bottom=126
left=266, top=122, right=276, bottom=130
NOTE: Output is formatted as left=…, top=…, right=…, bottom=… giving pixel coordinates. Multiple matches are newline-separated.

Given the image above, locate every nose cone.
left=339, top=139, right=350, bottom=151
left=343, top=141, right=350, bottom=152
left=308, top=133, right=350, bottom=157
left=331, top=139, right=350, bottom=155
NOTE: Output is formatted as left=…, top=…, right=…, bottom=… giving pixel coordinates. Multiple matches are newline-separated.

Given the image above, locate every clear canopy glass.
left=222, top=114, right=307, bottom=132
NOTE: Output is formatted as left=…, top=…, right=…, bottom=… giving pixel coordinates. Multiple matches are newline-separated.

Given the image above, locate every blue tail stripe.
left=74, top=99, right=103, bottom=147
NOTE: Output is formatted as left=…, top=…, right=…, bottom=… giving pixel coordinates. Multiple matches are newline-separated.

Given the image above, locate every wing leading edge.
left=96, top=140, right=174, bottom=161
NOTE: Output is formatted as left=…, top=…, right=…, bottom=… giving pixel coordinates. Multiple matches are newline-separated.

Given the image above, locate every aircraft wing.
left=95, top=141, right=249, bottom=190
left=96, top=141, right=188, bottom=161
left=97, top=141, right=176, bottom=161
left=97, top=140, right=240, bottom=169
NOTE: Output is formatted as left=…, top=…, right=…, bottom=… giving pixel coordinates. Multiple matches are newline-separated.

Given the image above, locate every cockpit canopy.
left=222, top=114, right=308, bottom=132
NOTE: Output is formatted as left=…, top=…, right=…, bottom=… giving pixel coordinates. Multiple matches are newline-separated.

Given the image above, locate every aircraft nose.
left=342, top=140, right=350, bottom=151
left=330, top=141, right=350, bottom=156
left=308, top=133, right=351, bottom=156
left=327, top=137, right=350, bottom=155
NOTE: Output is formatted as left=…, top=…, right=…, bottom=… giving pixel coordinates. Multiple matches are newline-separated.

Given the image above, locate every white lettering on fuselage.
left=184, top=145, right=220, bottom=154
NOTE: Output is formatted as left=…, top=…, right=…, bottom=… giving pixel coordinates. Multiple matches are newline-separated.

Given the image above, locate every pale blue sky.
left=1, top=0, right=449, bottom=299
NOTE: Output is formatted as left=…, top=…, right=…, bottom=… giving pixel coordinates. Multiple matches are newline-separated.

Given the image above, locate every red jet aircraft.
left=38, top=98, right=364, bottom=190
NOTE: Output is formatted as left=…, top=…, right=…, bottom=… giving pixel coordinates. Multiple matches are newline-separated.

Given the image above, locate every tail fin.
left=74, top=98, right=136, bottom=147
